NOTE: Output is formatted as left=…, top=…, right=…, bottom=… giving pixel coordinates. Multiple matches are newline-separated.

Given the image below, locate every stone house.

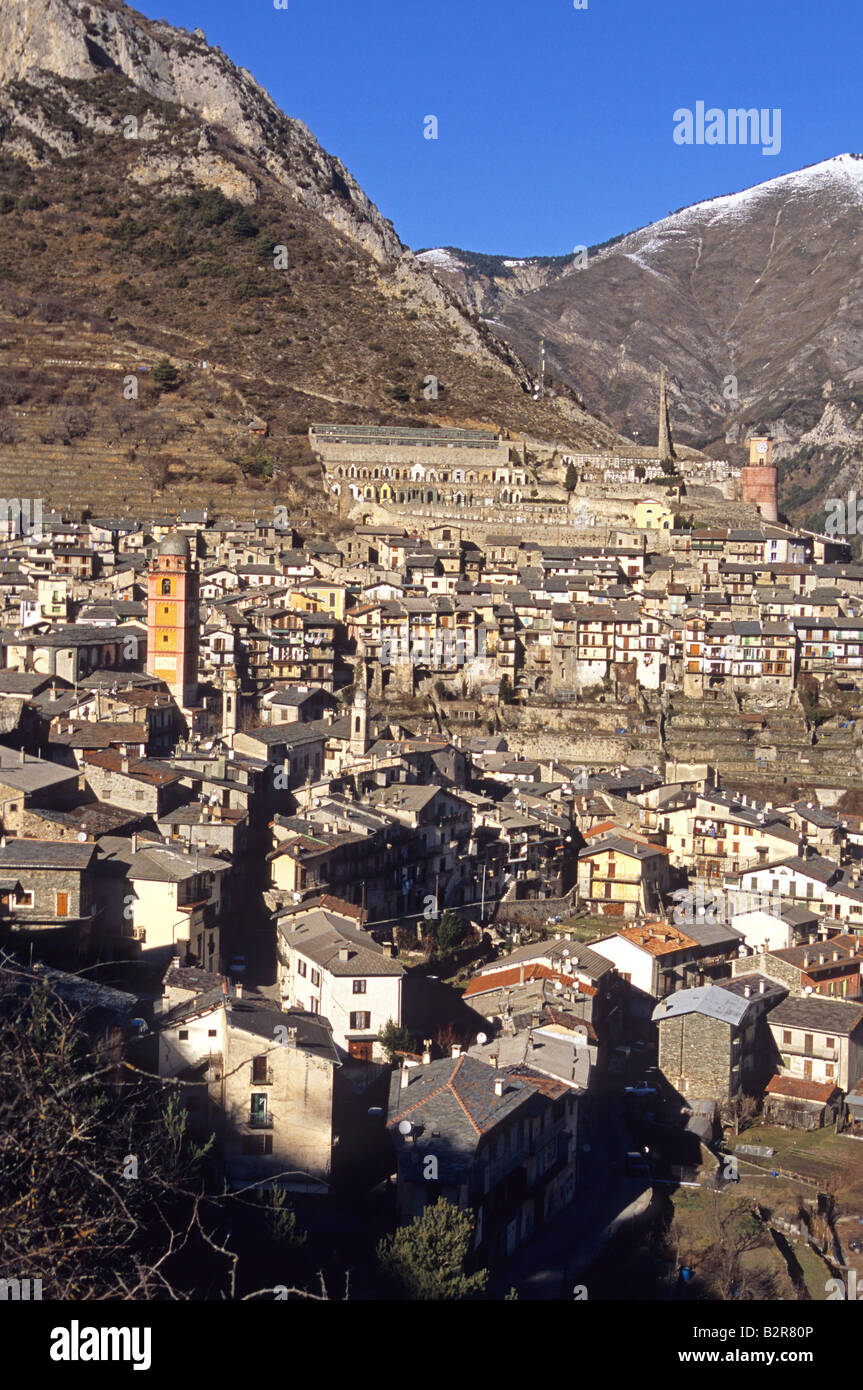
left=0, top=838, right=98, bottom=957
left=386, top=1054, right=579, bottom=1266
left=0, top=748, right=80, bottom=834
left=82, top=751, right=187, bottom=817
left=156, top=971, right=340, bottom=1192
left=653, top=974, right=785, bottom=1101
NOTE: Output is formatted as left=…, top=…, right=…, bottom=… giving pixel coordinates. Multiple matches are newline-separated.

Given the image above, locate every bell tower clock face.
left=756, top=441, right=768, bottom=455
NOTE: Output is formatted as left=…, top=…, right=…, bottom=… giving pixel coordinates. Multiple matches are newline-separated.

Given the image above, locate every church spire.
left=658, top=367, right=676, bottom=464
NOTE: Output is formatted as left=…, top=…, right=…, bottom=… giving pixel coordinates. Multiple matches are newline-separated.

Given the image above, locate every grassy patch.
left=738, top=1123, right=863, bottom=1203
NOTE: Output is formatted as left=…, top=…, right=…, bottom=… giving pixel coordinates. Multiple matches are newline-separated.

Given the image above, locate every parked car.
left=625, top=1150, right=651, bottom=1177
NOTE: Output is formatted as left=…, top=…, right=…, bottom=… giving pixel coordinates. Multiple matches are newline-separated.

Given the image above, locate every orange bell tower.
left=147, top=533, right=199, bottom=708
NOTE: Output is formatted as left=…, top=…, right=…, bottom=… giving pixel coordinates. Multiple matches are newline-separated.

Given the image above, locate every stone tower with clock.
left=741, top=434, right=779, bottom=523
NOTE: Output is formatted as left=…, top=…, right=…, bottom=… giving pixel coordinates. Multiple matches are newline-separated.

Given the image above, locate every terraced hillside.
left=0, top=1, right=629, bottom=521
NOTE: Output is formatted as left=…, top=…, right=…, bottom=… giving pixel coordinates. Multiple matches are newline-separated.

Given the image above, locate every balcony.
left=780, top=1044, right=838, bottom=1063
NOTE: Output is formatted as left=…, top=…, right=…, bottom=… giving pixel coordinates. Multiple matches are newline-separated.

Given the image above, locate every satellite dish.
left=77, top=831, right=87, bottom=842
left=398, top=1119, right=412, bottom=1136
left=476, top=1032, right=488, bottom=1045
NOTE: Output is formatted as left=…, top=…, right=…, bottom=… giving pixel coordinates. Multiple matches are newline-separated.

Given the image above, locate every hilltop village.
left=4, top=417, right=863, bottom=1296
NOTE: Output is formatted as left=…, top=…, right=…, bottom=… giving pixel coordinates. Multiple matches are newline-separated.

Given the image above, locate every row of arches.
left=331, top=483, right=525, bottom=506
left=330, top=464, right=526, bottom=487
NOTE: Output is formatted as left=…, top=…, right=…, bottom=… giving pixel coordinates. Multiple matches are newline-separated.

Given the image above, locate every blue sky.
left=146, top=0, right=863, bottom=256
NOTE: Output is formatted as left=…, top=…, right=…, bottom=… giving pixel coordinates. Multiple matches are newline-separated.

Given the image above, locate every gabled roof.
left=0, top=840, right=95, bottom=870
left=652, top=984, right=756, bottom=1027
left=129, top=844, right=228, bottom=882
left=765, top=1074, right=840, bottom=1104
left=768, top=996, right=863, bottom=1035
left=281, top=911, right=404, bottom=977
left=387, top=1054, right=553, bottom=1161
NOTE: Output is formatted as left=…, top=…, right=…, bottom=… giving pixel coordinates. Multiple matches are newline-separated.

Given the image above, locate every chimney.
left=744, top=984, right=752, bottom=998
left=400, top=1065, right=410, bottom=1089
left=338, top=946, right=350, bottom=962
left=131, top=832, right=139, bottom=854
left=759, top=979, right=765, bottom=993
left=171, top=954, right=181, bottom=970
left=234, top=982, right=243, bottom=999
left=422, top=1048, right=431, bottom=1065
left=121, top=757, right=129, bottom=775
left=494, top=1078, right=505, bottom=1097
left=382, top=942, right=394, bottom=957
left=834, top=951, right=840, bottom=961
left=451, top=1044, right=462, bottom=1058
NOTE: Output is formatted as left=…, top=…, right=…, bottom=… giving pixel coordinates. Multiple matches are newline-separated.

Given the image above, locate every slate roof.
left=768, top=997, right=863, bottom=1035
left=226, top=1000, right=341, bottom=1063
left=0, top=749, right=78, bottom=794
left=9, top=961, right=138, bottom=1033
left=0, top=672, right=58, bottom=695
left=387, top=1054, right=553, bottom=1165
left=476, top=938, right=614, bottom=979
left=281, top=910, right=404, bottom=977
left=652, top=985, right=756, bottom=1027
left=0, top=840, right=95, bottom=870
left=129, top=844, right=227, bottom=882
left=163, top=962, right=224, bottom=995
left=26, top=803, right=140, bottom=838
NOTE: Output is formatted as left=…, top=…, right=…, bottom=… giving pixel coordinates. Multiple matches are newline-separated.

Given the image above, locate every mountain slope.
left=0, top=0, right=625, bottom=520
left=423, top=156, right=863, bottom=528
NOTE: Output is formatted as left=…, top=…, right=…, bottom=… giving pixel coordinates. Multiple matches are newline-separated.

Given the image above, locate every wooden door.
left=348, top=1040, right=373, bottom=1061
left=56, top=892, right=69, bottom=917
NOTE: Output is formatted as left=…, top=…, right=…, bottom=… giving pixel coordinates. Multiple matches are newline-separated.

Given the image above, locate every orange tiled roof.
left=463, top=963, right=574, bottom=997
left=616, top=921, right=698, bottom=955
left=765, top=1074, right=839, bottom=1104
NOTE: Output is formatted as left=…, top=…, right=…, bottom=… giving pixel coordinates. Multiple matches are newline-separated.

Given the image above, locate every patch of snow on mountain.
left=661, top=155, right=863, bottom=232
left=416, top=248, right=465, bottom=271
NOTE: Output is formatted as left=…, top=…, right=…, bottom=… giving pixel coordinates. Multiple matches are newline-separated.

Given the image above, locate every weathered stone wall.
left=658, top=1012, right=732, bottom=1098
